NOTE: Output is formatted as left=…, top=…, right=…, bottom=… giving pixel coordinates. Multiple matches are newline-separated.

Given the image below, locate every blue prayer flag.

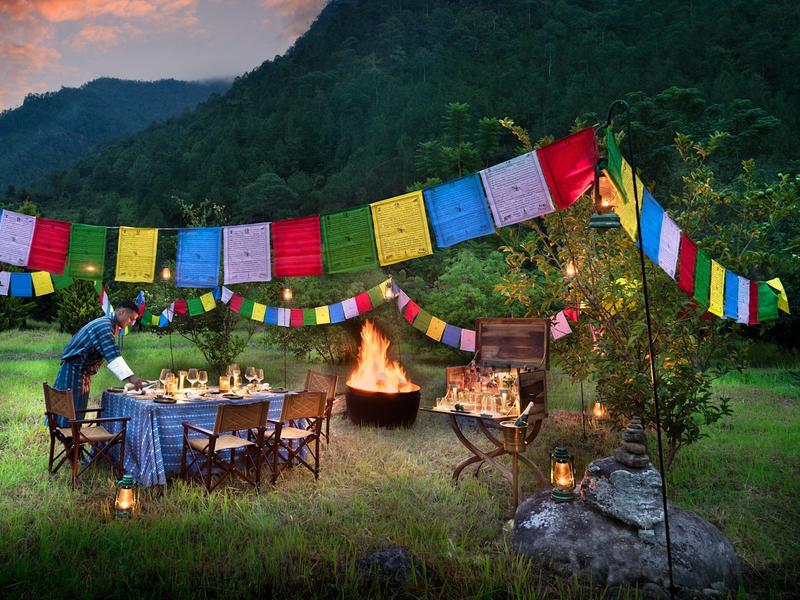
left=640, top=190, right=664, bottom=264
left=176, top=227, right=221, bottom=288
left=265, top=306, right=279, bottom=325
left=212, top=286, right=222, bottom=301
left=423, top=174, right=495, bottom=248
left=724, top=271, right=739, bottom=319
left=158, top=314, right=169, bottom=328
left=10, top=272, right=33, bottom=297
left=328, top=302, right=346, bottom=324
left=441, top=324, right=462, bottom=348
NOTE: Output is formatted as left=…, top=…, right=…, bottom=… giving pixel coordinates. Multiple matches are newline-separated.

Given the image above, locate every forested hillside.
left=8, top=0, right=799, bottom=228
left=0, top=77, right=229, bottom=192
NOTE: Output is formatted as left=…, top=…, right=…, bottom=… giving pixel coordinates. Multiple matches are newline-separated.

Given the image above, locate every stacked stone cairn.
left=613, top=417, right=650, bottom=468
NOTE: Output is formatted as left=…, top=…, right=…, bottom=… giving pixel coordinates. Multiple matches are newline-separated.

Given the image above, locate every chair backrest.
left=213, top=400, right=270, bottom=434
left=304, top=370, right=338, bottom=401
left=43, top=383, right=75, bottom=421
left=280, top=391, right=327, bottom=422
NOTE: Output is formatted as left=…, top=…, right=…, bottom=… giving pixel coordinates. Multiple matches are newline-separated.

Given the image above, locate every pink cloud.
left=72, top=25, right=121, bottom=48
left=259, top=0, right=325, bottom=38
left=0, top=1, right=198, bottom=23
left=0, top=42, right=61, bottom=109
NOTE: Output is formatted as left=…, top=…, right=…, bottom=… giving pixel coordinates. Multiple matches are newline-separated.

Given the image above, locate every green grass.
left=0, top=328, right=798, bottom=598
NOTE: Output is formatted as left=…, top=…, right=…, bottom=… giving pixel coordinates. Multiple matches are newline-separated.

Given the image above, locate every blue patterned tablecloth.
left=101, top=391, right=287, bottom=487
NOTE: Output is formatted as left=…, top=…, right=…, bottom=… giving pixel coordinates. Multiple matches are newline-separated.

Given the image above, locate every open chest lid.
left=475, top=318, right=549, bottom=369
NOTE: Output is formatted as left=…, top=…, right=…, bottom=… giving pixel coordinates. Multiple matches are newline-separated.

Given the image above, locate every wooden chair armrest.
left=266, top=419, right=282, bottom=427
left=74, top=407, right=103, bottom=415
left=182, top=422, right=216, bottom=437
left=70, top=416, right=130, bottom=426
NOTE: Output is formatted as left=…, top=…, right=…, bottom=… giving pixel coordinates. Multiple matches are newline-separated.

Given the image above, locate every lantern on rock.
left=588, top=165, right=621, bottom=230
left=550, top=447, right=575, bottom=502
left=114, top=473, right=138, bottom=518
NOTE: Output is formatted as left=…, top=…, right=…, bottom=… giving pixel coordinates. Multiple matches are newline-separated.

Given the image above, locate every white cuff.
left=107, top=356, right=134, bottom=381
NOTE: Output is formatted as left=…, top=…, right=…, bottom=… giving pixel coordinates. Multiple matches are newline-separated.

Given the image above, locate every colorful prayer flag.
left=27, top=218, right=71, bottom=274
left=200, top=292, right=216, bottom=312
left=678, top=234, right=697, bottom=296
left=220, top=287, right=234, bottom=304
left=460, top=329, right=476, bottom=352
left=0, top=210, right=35, bottom=267
left=277, top=307, right=290, bottom=327
left=640, top=190, right=664, bottom=264
left=176, top=227, right=221, bottom=288
left=724, top=271, right=739, bottom=319
left=252, top=302, right=266, bottom=322
left=749, top=281, right=759, bottom=325
left=173, top=299, right=188, bottom=316
left=10, top=272, right=33, bottom=297
left=229, top=294, right=243, bottom=313
left=303, top=308, right=316, bottom=326
left=31, top=271, right=54, bottom=296
left=115, top=227, right=158, bottom=283
left=708, top=261, right=725, bottom=317
left=265, top=306, right=279, bottom=325
left=423, top=174, right=494, bottom=247
left=239, top=298, right=255, bottom=319
left=758, top=282, right=780, bottom=322
left=328, top=303, right=345, bottom=324
left=371, top=191, right=433, bottom=266
left=693, top=250, right=711, bottom=307
left=441, top=324, right=462, bottom=348
left=737, top=276, right=750, bottom=325
left=272, top=216, right=323, bottom=277
left=610, top=161, right=645, bottom=241
left=550, top=310, right=572, bottom=340
left=426, top=316, right=446, bottom=341
left=50, top=271, right=74, bottom=290
left=315, top=306, right=330, bottom=325
left=403, top=300, right=421, bottom=324
left=412, top=309, right=433, bottom=333
left=67, top=224, right=106, bottom=280
left=223, top=222, right=271, bottom=284
left=0, top=272, right=10, bottom=295
left=320, top=207, right=379, bottom=273
left=290, top=308, right=303, bottom=327
left=355, top=291, right=372, bottom=314
left=766, top=278, right=790, bottom=314
left=342, top=297, right=359, bottom=320
left=367, top=284, right=384, bottom=308
left=658, top=213, right=681, bottom=279
left=537, top=127, right=598, bottom=210
left=480, top=151, right=554, bottom=227
left=187, top=297, right=204, bottom=317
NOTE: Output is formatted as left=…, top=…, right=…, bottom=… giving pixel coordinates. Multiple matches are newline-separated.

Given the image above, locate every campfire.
left=345, top=320, right=420, bottom=428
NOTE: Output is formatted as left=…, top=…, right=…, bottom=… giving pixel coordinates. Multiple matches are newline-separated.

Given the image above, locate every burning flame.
left=347, top=320, right=416, bottom=393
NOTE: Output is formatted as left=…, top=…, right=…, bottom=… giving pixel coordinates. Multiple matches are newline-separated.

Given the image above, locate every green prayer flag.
left=239, top=298, right=255, bottom=319
left=412, top=309, right=433, bottom=333
left=321, top=206, right=379, bottom=273
left=605, top=128, right=624, bottom=192
left=67, top=224, right=107, bottom=280
left=368, top=285, right=385, bottom=308
left=303, top=308, right=317, bottom=326
left=187, top=297, right=204, bottom=316
left=693, top=250, right=711, bottom=307
left=758, top=282, right=780, bottom=322
left=51, top=272, right=74, bottom=290
left=142, top=310, right=153, bottom=323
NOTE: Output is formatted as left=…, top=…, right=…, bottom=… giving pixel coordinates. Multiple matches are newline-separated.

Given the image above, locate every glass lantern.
left=115, top=473, right=138, bottom=518
left=550, top=447, right=575, bottom=502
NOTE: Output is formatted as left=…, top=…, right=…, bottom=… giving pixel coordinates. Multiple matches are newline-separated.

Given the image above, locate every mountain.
left=16, top=0, right=800, bottom=227
left=0, top=77, right=230, bottom=192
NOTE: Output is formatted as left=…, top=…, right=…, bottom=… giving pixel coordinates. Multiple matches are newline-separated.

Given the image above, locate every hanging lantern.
left=281, top=287, right=293, bottom=302
left=383, top=284, right=395, bottom=302
left=550, top=447, right=575, bottom=502
left=160, top=266, right=172, bottom=280
left=114, top=473, right=138, bottom=518
left=564, top=260, right=577, bottom=279
left=589, top=165, right=621, bottom=230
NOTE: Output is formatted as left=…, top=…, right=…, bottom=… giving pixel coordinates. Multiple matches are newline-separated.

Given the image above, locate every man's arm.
left=88, top=320, right=142, bottom=385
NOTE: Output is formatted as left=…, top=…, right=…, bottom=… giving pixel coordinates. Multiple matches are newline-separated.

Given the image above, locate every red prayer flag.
left=229, top=294, right=243, bottom=313
left=355, top=291, right=372, bottom=314
left=272, top=215, right=323, bottom=277
left=563, top=303, right=580, bottom=322
left=537, top=128, right=598, bottom=210
left=173, top=299, right=188, bottom=315
left=27, top=218, right=71, bottom=274
left=290, top=308, right=304, bottom=327
left=677, top=233, right=697, bottom=296
left=403, top=301, right=421, bottom=324
left=749, top=280, right=759, bottom=325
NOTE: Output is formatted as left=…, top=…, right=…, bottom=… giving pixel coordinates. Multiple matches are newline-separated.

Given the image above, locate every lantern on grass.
left=550, top=447, right=575, bottom=502
left=593, top=399, right=607, bottom=420
left=588, top=165, right=621, bottom=231
left=115, top=474, right=138, bottom=518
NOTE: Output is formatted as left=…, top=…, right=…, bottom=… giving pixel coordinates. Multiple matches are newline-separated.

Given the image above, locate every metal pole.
left=283, top=301, right=287, bottom=388
left=605, top=99, right=675, bottom=598
left=168, top=329, right=175, bottom=372
left=580, top=380, right=586, bottom=440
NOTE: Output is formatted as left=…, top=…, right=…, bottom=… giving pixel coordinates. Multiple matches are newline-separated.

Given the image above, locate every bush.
left=55, top=280, right=102, bottom=334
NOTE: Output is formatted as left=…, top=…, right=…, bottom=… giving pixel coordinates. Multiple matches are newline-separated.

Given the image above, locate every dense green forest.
left=0, top=77, right=229, bottom=192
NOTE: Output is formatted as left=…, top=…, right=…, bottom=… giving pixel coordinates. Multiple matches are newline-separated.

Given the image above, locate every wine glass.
left=228, top=364, right=240, bottom=389
left=178, top=370, right=188, bottom=391
left=255, top=368, right=264, bottom=388
left=245, top=367, right=256, bottom=389
left=187, top=368, right=199, bottom=389
left=164, top=373, right=176, bottom=396
left=198, top=370, right=208, bottom=390
left=158, top=369, right=171, bottom=393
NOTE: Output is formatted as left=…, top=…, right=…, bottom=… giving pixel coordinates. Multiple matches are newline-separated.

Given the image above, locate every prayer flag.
left=187, top=297, right=204, bottom=317
left=749, top=281, right=759, bottom=325
left=441, top=324, right=462, bottom=348
left=736, top=276, right=750, bottom=325
left=315, top=306, right=330, bottom=325
left=342, top=297, right=359, bottom=320
left=176, top=227, right=221, bottom=288
left=658, top=214, right=681, bottom=279
left=290, top=308, right=303, bottom=327
left=766, top=278, right=790, bottom=314
left=724, top=271, right=739, bottom=319
left=693, top=250, right=711, bottom=307
left=159, top=314, right=169, bottom=328
left=605, top=128, right=624, bottom=191
left=277, top=307, right=290, bottom=327
left=223, top=222, right=271, bottom=284
left=50, top=271, right=74, bottom=290
left=412, top=309, right=433, bottom=333
left=371, top=191, right=433, bottom=266
left=537, top=127, right=598, bottom=210
left=460, top=329, right=476, bottom=352
left=708, top=261, right=725, bottom=317
left=303, top=308, right=317, bottom=326
left=10, top=272, right=32, bottom=297
left=403, top=300, right=421, bottom=324
left=0, top=272, right=10, bottom=295
left=758, top=282, right=780, bottom=322
left=151, top=314, right=160, bottom=327
left=550, top=311, right=573, bottom=339
left=328, top=303, right=345, bottom=324
left=265, top=306, right=279, bottom=325
left=239, top=298, right=255, bottom=319
left=67, top=223, right=106, bottom=279
left=396, top=290, right=410, bottom=312
left=0, top=210, right=35, bottom=267
left=610, top=161, right=645, bottom=241
left=252, top=302, right=266, bottom=322
left=321, top=206, right=379, bottom=273
left=200, top=292, right=216, bottom=313
left=135, top=290, right=146, bottom=315
left=480, top=151, right=554, bottom=227
left=678, top=234, right=697, bottom=296
left=229, top=294, right=243, bottom=313
left=173, top=299, right=188, bottom=316
left=355, top=291, right=372, bottom=314
left=115, top=227, right=158, bottom=283
left=212, top=286, right=221, bottom=301
left=367, top=284, right=384, bottom=308
left=221, top=286, right=234, bottom=304
left=640, top=190, right=664, bottom=264
left=423, top=174, right=494, bottom=247
left=426, top=316, right=446, bottom=341
left=272, top=216, right=323, bottom=277
left=27, top=218, right=70, bottom=274
left=31, top=271, right=54, bottom=296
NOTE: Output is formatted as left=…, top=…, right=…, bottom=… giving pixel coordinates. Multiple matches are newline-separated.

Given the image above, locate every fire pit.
left=346, top=320, right=420, bottom=428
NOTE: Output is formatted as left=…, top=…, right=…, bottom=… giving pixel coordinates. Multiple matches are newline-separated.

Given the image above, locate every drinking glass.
left=256, top=368, right=264, bottom=387
left=165, top=373, right=176, bottom=396
left=245, top=367, right=256, bottom=388
left=187, top=368, right=199, bottom=389
left=227, top=364, right=240, bottom=388
left=178, top=370, right=188, bottom=391
left=198, top=371, right=208, bottom=389
left=159, top=369, right=171, bottom=393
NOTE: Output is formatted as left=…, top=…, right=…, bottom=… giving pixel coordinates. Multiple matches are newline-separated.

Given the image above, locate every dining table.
left=100, top=387, right=291, bottom=487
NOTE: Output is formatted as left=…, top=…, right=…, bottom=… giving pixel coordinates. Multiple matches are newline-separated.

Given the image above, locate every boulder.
left=353, top=546, right=421, bottom=588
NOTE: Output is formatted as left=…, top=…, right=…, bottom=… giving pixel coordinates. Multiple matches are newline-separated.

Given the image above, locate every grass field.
left=0, top=328, right=798, bottom=598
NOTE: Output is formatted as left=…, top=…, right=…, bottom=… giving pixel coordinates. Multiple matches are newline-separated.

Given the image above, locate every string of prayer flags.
left=724, top=271, right=739, bottom=320
left=536, top=127, right=598, bottom=210
left=303, top=308, right=316, bottom=326
left=403, top=300, right=421, bottom=324
left=355, top=291, right=372, bottom=314
left=173, top=299, right=188, bottom=316
left=278, top=307, right=290, bottom=327
left=27, top=218, right=71, bottom=274
left=67, top=224, right=106, bottom=279
left=678, top=233, right=697, bottom=296
left=176, top=227, right=221, bottom=288
left=426, top=316, right=446, bottom=342
left=423, top=174, right=495, bottom=248
left=736, top=277, right=749, bottom=325
left=315, top=305, right=330, bottom=325
left=658, top=213, right=681, bottom=279
left=708, top=261, right=725, bottom=317
left=367, top=284, right=385, bottom=309
left=321, top=206, right=379, bottom=273
left=229, top=294, right=244, bottom=313
left=223, top=223, right=271, bottom=284
left=342, top=297, right=359, bottom=320
left=328, top=303, right=345, bottom=324
left=10, top=272, right=32, bottom=297
left=115, top=227, right=158, bottom=283
left=605, top=131, right=644, bottom=240
left=480, top=151, right=554, bottom=227
left=766, top=278, right=790, bottom=314
left=0, top=272, right=9, bottom=295
left=199, top=292, right=216, bottom=313
left=220, top=286, right=234, bottom=304
left=272, top=216, right=323, bottom=277
left=187, top=297, right=204, bottom=317
left=371, top=191, right=433, bottom=266
left=251, top=302, right=266, bottom=322
left=758, top=282, right=780, bottom=322
left=441, top=324, right=462, bottom=348
left=411, top=308, right=433, bottom=334
left=693, top=250, right=711, bottom=307
left=265, top=306, right=279, bottom=326
left=31, top=271, right=55, bottom=296
left=460, top=328, right=476, bottom=352
left=0, top=210, right=35, bottom=267
left=239, top=297, right=255, bottom=318
left=290, top=309, right=303, bottom=327
left=640, top=190, right=664, bottom=264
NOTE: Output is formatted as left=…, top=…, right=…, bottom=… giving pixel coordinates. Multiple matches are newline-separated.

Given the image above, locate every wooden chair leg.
left=48, top=436, right=55, bottom=473
left=325, top=415, right=330, bottom=446
left=315, top=435, right=320, bottom=479
left=117, top=428, right=126, bottom=479
left=71, top=440, right=80, bottom=489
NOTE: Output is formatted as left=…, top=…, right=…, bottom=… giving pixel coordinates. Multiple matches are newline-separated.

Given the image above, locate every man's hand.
left=125, top=375, right=148, bottom=390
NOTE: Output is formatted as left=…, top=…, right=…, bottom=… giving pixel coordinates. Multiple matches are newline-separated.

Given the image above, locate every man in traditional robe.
left=52, top=300, right=148, bottom=426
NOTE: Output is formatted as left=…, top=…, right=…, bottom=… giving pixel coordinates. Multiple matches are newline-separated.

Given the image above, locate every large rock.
left=512, top=491, right=740, bottom=598
left=580, top=457, right=664, bottom=530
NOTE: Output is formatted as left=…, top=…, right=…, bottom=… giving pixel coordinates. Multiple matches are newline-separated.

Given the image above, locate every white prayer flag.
left=658, top=214, right=681, bottom=279
left=737, top=276, right=750, bottom=324
left=479, top=151, right=555, bottom=228
left=460, top=329, right=476, bottom=352
left=0, top=210, right=35, bottom=267
left=277, top=307, right=290, bottom=327
left=223, top=222, right=271, bottom=284
left=0, top=271, right=9, bottom=295
left=220, top=286, right=234, bottom=304
left=342, top=297, right=359, bottom=320
left=396, top=290, right=410, bottom=312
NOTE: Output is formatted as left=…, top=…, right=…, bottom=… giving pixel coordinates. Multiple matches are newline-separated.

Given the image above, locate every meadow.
left=0, top=327, right=798, bottom=598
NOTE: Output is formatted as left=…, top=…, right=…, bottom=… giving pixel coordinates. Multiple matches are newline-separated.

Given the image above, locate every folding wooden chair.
left=180, top=400, right=271, bottom=493
left=43, top=383, right=129, bottom=489
left=304, top=370, right=339, bottom=445
left=266, top=391, right=326, bottom=485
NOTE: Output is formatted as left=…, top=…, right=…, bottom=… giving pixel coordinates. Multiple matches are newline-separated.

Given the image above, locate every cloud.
left=72, top=25, right=121, bottom=48
left=0, top=42, right=61, bottom=109
left=259, top=0, right=326, bottom=38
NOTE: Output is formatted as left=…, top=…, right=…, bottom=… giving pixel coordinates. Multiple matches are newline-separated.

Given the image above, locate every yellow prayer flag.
left=766, top=277, right=790, bottom=314
left=709, top=261, right=725, bottom=317
left=251, top=302, right=266, bottom=322
left=371, top=191, right=433, bottom=266
left=426, top=316, right=446, bottom=341
left=115, top=227, right=158, bottom=282
left=31, top=271, right=54, bottom=296
left=151, top=315, right=160, bottom=326
left=200, top=292, right=216, bottom=312
left=315, top=305, right=331, bottom=325
left=608, top=163, right=645, bottom=241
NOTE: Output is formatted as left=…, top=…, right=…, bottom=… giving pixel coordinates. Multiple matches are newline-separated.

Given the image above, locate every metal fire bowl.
left=345, top=384, right=421, bottom=428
